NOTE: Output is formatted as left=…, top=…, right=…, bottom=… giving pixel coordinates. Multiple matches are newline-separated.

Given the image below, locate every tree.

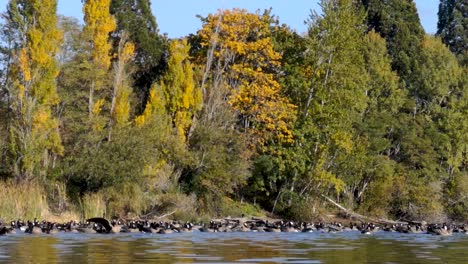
left=196, top=9, right=296, bottom=150
left=300, top=0, right=369, bottom=198
left=110, top=0, right=165, bottom=112
left=272, top=24, right=310, bottom=111
left=361, top=0, right=425, bottom=88
left=82, top=0, right=116, bottom=122
left=357, top=31, right=405, bottom=216
left=159, top=39, right=202, bottom=141
left=110, top=33, right=135, bottom=129
left=4, top=0, right=63, bottom=181
left=384, top=36, right=465, bottom=220
left=416, top=36, right=466, bottom=219
left=437, top=0, right=467, bottom=66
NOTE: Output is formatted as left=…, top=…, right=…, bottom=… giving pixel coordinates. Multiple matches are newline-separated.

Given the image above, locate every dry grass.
left=0, top=180, right=49, bottom=221
left=43, top=211, right=80, bottom=223
left=80, top=192, right=107, bottom=220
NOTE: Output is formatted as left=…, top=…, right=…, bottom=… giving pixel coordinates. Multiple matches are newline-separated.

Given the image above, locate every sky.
left=0, top=0, right=440, bottom=38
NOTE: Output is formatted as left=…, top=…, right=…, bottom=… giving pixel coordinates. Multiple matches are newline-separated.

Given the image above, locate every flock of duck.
left=1, top=217, right=467, bottom=236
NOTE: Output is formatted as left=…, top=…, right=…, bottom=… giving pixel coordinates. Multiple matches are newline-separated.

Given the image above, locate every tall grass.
left=0, top=180, right=49, bottom=221
left=80, top=192, right=107, bottom=220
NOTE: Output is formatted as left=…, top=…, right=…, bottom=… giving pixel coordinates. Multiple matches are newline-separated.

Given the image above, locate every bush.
left=219, top=197, right=264, bottom=218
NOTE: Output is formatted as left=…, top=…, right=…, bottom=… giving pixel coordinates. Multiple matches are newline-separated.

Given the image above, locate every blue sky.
left=0, top=0, right=440, bottom=37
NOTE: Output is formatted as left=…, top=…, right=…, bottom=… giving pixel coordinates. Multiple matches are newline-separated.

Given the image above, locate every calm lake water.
left=0, top=231, right=467, bottom=263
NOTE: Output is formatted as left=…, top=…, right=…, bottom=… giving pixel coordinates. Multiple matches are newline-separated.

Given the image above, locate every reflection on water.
left=0, top=232, right=467, bottom=263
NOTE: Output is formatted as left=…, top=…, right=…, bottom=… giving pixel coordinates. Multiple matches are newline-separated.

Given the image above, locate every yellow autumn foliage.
left=135, top=40, right=200, bottom=144
left=18, top=48, right=31, bottom=82
left=135, top=83, right=167, bottom=127
left=83, top=0, right=116, bottom=126
left=83, top=0, right=116, bottom=71
left=7, top=0, right=63, bottom=180
left=111, top=37, right=135, bottom=127
left=198, top=9, right=296, bottom=150
left=92, top=99, right=105, bottom=115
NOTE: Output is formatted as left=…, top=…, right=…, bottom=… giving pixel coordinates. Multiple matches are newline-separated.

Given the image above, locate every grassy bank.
left=0, top=180, right=50, bottom=221
left=0, top=180, right=266, bottom=222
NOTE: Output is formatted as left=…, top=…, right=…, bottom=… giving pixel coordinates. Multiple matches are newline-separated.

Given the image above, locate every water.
left=0, top=231, right=467, bottom=263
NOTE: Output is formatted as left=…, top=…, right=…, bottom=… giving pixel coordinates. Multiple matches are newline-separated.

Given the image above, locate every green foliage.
left=4, top=0, right=63, bottom=181
left=0, top=2, right=466, bottom=222
left=182, top=121, right=250, bottom=215
left=110, top=0, right=165, bottom=112
left=218, top=197, right=264, bottom=218
left=302, top=0, right=369, bottom=195
left=437, top=0, right=467, bottom=66
left=362, top=0, right=425, bottom=87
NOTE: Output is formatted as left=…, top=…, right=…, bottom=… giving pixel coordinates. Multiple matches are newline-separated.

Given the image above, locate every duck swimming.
left=87, top=217, right=122, bottom=233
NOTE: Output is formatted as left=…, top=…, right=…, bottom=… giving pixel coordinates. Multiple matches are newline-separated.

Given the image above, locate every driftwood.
left=155, top=210, right=177, bottom=219
left=321, top=195, right=408, bottom=225
left=136, top=209, right=177, bottom=221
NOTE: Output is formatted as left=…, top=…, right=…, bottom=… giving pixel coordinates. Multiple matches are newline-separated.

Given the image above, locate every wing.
left=87, top=217, right=112, bottom=232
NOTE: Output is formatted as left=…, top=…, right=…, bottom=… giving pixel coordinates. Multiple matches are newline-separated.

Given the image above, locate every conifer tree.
left=361, top=0, right=425, bottom=88
left=110, top=0, right=165, bottom=111
left=437, top=0, right=467, bottom=65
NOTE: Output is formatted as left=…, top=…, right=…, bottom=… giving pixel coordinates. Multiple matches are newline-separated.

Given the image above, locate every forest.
left=0, top=0, right=466, bottom=223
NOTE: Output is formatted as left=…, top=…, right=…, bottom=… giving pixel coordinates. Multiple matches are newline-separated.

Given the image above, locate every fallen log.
left=155, top=210, right=177, bottom=219
left=321, top=195, right=408, bottom=225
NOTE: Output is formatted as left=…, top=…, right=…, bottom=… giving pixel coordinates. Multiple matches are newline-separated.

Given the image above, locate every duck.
left=281, top=221, right=299, bottom=233
left=10, top=220, right=26, bottom=232
left=361, top=223, right=377, bottom=235
left=76, top=222, right=97, bottom=234
left=199, top=221, right=218, bottom=232
left=43, top=222, right=60, bottom=234
left=264, top=221, right=281, bottom=232
left=315, top=222, right=327, bottom=232
left=87, top=217, right=122, bottom=233
left=461, top=224, right=468, bottom=234
left=382, top=224, right=396, bottom=232
left=0, top=222, right=16, bottom=234
left=0, top=226, right=7, bottom=236
left=0, top=221, right=11, bottom=236
left=301, top=222, right=315, bottom=232
left=123, top=220, right=141, bottom=233
left=406, top=224, right=424, bottom=234
left=25, top=220, right=43, bottom=234
left=139, top=221, right=157, bottom=233
left=327, top=222, right=343, bottom=233
left=158, top=222, right=177, bottom=234
left=179, top=222, right=193, bottom=233
left=428, top=223, right=452, bottom=236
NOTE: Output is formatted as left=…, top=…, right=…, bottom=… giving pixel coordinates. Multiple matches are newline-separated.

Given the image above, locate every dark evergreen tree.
left=437, top=0, right=467, bottom=66
left=110, top=0, right=166, bottom=112
left=361, top=0, right=424, bottom=89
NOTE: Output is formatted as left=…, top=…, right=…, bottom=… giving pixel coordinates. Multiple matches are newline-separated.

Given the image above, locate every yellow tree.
left=82, top=0, right=116, bottom=122
left=110, top=33, right=135, bottom=128
left=136, top=39, right=202, bottom=142
left=5, top=0, right=63, bottom=181
left=197, top=9, right=296, bottom=150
